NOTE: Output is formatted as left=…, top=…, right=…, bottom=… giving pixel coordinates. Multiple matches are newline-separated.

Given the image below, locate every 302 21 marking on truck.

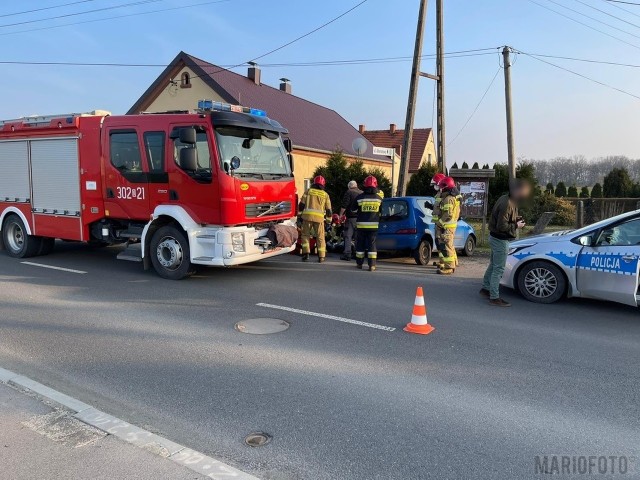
left=0, top=100, right=298, bottom=279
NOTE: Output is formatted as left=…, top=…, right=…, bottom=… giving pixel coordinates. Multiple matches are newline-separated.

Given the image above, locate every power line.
left=545, top=0, right=640, bottom=39
left=517, top=52, right=640, bottom=68
left=528, top=0, right=640, bottom=50
left=601, top=0, right=640, bottom=19
left=517, top=50, right=640, bottom=101
left=573, top=0, right=640, bottom=29
left=0, top=0, right=99, bottom=18
left=249, top=0, right=370, bottom=63
left=0, top=49, right=498, bottom=69
left=447, top=66, right=501, bottom=147
left=0, top=0, right=232, bottom=36
left=182, top=1, right=380, bottom=83
left=605, top=0, right=640, bottom=4
left=0, top=0, right=165, bottom=29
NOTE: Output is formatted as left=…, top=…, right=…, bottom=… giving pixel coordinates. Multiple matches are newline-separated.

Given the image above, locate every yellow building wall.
left=292, top=149, right=392, bottom=195
left=144, top=66, right=225, bottom=113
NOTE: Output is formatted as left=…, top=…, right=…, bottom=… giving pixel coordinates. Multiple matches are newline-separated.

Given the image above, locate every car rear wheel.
left=413, top=239, right=432, bottom=266
left=461, top=235, right=475, bottom=257
left=517, top=261, right=566, bottom=304
left=2, top=215, right=41, bottom=258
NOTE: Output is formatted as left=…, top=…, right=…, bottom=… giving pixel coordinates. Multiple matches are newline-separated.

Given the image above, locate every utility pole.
left=397, top=0, right=428, bottom=196
left=436, top=0, right=446, bottom=173
left=502, top=46, right=516, bottom=182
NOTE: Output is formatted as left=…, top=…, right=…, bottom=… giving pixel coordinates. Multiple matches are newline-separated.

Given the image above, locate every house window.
left=304, top=178, right=312, bottom=192
left=428, top=154, right=433, bottom=165
left=180, top=72, right=191, bottom=88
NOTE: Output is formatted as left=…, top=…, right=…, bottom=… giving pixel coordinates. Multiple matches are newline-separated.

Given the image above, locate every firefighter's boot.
left=318, top=257, right=325, bottom=263
left=438, top=267, right=455, bottom=275
left=302, top=254, right=309, bottom=262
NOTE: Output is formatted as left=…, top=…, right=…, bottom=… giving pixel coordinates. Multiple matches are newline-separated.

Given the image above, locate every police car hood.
left=510, top=230, right=575, bottom=247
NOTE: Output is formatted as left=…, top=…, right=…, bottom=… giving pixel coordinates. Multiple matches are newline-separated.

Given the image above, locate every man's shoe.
left=301, top=254, right=309, bottom=262
left=318, top=257, right=325, bottom=263
left=340, top=255, right=351, bottom=261
left=369, top=265, right=377, bottom=272
left=489, top=298, right=511, bottom=307
left=356, top=264, right=363, bottom=270
left=479, top=288, right=490, bottom=297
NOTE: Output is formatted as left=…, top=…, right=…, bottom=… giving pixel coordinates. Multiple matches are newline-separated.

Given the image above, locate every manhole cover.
left=244, top=432, right=272, bottom=447
left=235, top=318, right=290, bottom=335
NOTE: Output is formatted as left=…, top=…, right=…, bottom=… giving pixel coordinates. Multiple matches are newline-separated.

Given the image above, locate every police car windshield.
left=215, top=126, right=291, bottom=177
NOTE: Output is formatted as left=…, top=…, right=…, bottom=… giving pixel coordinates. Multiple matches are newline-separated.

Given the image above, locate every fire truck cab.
left=0, top=102, right=297, bottom=279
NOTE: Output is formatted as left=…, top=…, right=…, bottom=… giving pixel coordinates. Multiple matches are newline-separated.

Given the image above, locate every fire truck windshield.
left=215, top=126, right=292, bottom=179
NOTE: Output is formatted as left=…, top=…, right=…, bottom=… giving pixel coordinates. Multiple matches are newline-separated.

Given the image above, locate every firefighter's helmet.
left=438, top=176, right=456, bottom=191
left=314, top=175, right=326, bottom=187
left=430, top=173, right=446, bottom=186
left=364, top=175, right=378, bottom=188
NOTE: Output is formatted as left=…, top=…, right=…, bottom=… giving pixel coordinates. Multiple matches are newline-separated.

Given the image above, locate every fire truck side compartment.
left=0, top=141, right=30, bottom=203
left=30, top=138, right=81, bottom=215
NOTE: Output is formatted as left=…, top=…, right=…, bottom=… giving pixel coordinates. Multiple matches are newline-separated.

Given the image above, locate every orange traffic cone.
left=403, top=286, right=435, bottom=335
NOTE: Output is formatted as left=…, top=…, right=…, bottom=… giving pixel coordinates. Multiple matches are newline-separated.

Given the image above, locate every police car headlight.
left=232, top=233, right=245, bottom=252
left=508, top=244, right=535, bottom=255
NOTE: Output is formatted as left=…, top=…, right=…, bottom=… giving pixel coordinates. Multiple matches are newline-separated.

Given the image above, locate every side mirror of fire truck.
left=180, top=148, right=198, bottom=171
left=179, top=127, right=197, bottom=145
left=283, top=138, right=293, bottom=153
left=288, top=153, right=294, bottom=173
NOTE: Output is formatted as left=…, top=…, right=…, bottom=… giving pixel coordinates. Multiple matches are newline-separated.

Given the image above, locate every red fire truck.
left=0, top=101, right=297, bottom=279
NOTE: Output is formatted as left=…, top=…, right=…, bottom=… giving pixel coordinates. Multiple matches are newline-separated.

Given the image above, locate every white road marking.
left=256, top=303, right=396, bottom=332
left=2, top=366, right=258, bottom=480
left=21, top=261, right=87, bottom=274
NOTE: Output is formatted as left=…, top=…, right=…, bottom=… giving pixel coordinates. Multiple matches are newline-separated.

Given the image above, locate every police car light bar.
left=197, top=100, right=267, bottom=117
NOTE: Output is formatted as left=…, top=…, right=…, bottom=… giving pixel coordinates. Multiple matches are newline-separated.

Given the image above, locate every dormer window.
left=180, top=72, right=191, bottom=88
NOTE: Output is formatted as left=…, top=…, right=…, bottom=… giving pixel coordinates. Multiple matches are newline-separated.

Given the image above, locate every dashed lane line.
left=256, top=303, right=396, bottom=332
left=21, top=261, right=87, bottom=274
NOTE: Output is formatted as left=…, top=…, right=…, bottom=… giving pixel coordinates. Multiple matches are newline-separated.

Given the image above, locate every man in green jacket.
left=481, top=180, right=531, bottom=306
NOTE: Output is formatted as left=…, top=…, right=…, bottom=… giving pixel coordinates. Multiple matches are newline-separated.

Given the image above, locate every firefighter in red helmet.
left=354, top=175, right=383, bottom=271
left=436, top=176, right=460, bottom=275
left=299, top=175, right=332, bottom=262
left=430, top=172, right=447, bottom=268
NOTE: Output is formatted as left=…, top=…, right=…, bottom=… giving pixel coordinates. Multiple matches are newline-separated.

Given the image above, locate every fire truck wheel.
left=2, top=215, right=41, bottom=258
left=149, top=225, right=194, bottom=280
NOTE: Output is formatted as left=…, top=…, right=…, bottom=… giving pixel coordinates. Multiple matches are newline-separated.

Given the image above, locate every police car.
left=502, top=210, right=640, bottom=306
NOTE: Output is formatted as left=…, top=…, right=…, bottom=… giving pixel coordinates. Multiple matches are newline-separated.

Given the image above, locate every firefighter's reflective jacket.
left=299, top=187, right=331, bottom=222
left=432, top=192, right=443, bottom=223
left=356, top=188, right=383, bottom=229
left=437, top=191, right=460, bottom=229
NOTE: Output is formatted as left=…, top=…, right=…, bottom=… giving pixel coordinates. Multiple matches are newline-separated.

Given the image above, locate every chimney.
left=279, top=78, right=292, bottom=94
left=390, top=123, right=397, bottom=134
left=359, top=124, right=366, bottom=134
left=248, top=62, right=261, bottom=85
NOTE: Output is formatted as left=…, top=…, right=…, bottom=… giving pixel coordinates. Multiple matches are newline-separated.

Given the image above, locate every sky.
left=1, top=0, right=640, bottom=167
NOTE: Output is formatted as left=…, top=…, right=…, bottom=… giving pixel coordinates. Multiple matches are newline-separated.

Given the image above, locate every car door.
left=576, top=217, right=640, bottom=306
left=103, top=128, right=150, bottom=221
left=378, top=199, right=412, bottom=250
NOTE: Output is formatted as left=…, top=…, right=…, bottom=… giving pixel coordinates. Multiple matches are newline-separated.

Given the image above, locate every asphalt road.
left=1, top=243, right=639, bottom=479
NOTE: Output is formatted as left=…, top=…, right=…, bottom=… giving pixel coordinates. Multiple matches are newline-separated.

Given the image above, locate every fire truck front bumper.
left=189, top=220, right=296, bottom=267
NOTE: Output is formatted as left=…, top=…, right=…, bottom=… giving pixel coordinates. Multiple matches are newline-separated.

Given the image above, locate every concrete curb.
left=1, top=367, right=259, bottom=480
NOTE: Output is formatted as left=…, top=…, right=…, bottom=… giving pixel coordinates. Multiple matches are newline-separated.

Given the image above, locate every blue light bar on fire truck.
left=197, top=100, right=267, bottom=117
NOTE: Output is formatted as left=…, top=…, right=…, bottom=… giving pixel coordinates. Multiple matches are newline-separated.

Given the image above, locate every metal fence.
left=566, top=198, right=640, bottom=227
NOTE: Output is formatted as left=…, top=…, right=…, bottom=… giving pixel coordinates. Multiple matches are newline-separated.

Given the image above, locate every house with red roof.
left=128, top=51, right=392, bottom=194
left=360, top=124, right=436, bottom=176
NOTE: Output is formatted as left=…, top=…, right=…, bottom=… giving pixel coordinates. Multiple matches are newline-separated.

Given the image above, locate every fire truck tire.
left=149, top=225, right=194, bottom=280
left=2, top=215, right=41, bottom=258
